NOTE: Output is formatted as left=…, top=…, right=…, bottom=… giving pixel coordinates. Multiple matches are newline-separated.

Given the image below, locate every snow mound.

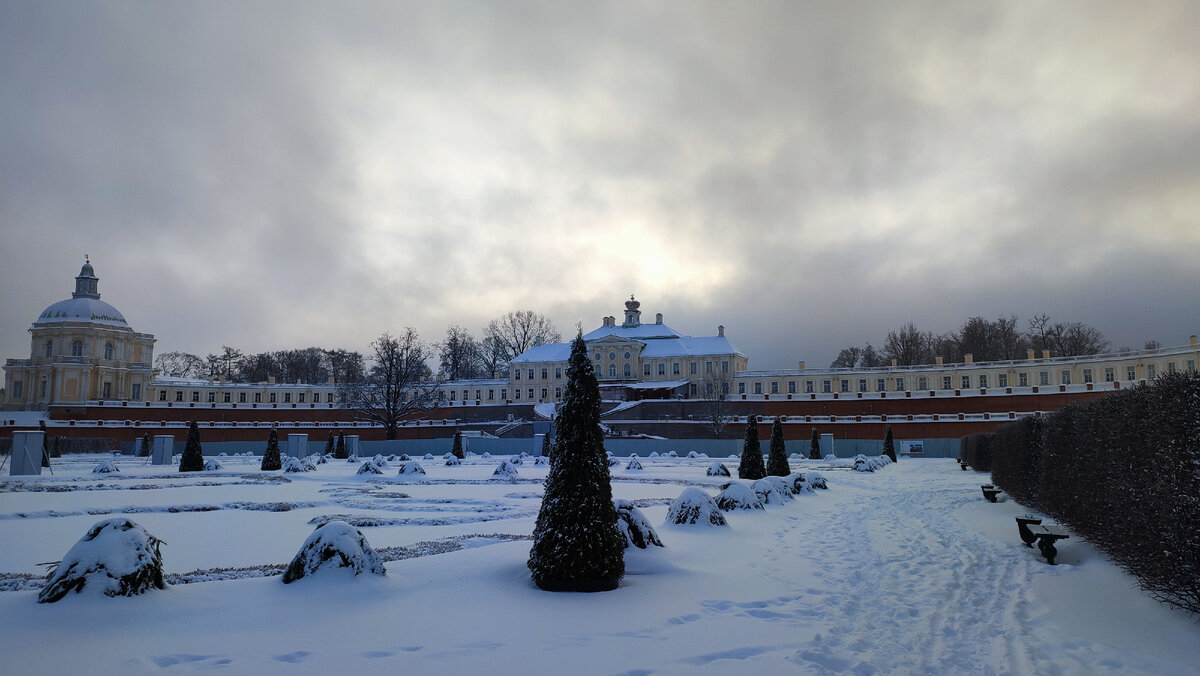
left=445, top=456, right=461, bottom=466
left=666, top=488, right=728, bottom=527
left=443, top=452, right=455, bottom=461
left=492, top=460, right=519, bottom=479
left=356, top=461, right=383, bottom=475
left=687, top=451, right=700, bottom=458
left=789, top=453, right=802, bottom=460
left=762, top=476, right=795, bottom=501
left=823, top=454, right=838, bottom=461
left=508, top=455, right=523, bottom=465
left=310, top=453, right=328, bottom=465
left=203, top=458, right=224, bottom=471
left=706, top=461, right=731, bottom=477
left=806, top=471, right=829, bottom=489
left=667, top=451, right=678, bottom=458
left=626, top=457, right=644, bottom=470
left=648, top=452, right=660, bottom=458
left=38, top=518, right=166, bottom=603
left=396, top=461, right=426, bottom=476
left=423, top=453, right=434, bottom=460
left=786, top=472, right=815, bottom=494
left=371, top=454, right=389, bottom=468
left=751, top=478, right=790, bottom=505
left=481, top=452, right=492, bottom=459
left=281, top=521, right=385, bottom=584
left=715, top=482, right=764, bottom=511
left=608, top=456, right=620, bottom=467
left=282, top=456, right=315, bottom=472
left=92, top=460, right=119, bottom=474
left=614, top=498, right=663, bottom=548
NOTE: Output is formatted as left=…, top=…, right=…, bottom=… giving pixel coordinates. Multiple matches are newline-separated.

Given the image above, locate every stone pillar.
left=9, top=430, right=45, bottom=476
left=287, top=434, right=308, bottom=459
left=344, top=435, right=360, bottom=457
left=152, top=435, right=174, bottom=465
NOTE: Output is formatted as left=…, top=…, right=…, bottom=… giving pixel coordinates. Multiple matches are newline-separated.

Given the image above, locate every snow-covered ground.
left=0, top=453, right=1196, bottom=675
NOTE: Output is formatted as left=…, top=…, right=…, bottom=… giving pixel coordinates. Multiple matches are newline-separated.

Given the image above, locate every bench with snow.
left=1014, top=516, right=1070, bottom=565
left=980, top=484, right=1002, bottom=502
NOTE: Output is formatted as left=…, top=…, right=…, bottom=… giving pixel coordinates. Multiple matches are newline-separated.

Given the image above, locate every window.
left=594, top=352, right=601, bottom=362
left=102, top=382, right=112, bottom=398
left=1147, top=364, right=1157, bottom=379
left=223, top=392, right=231, bottom=403
left=192, top=391, right=200, bottom=402
left=657, top=363, right=665, bottom=375
left=805, top=381, right=814, bottom=393
left=528, top=388, right=534, bottom=400
left=705, top=382, right=714, bottom=396
left=608, top=364, right=616, bottom=377
left=918, top=377, right=928, bottom=390
left=284, top=392, right=292, bottom=403
left=554, top=387, right=561, bottom=399
left=254, top=392, right=262, bottom=403
left=690, top=383, right=698, bottom=395
left=1126, top=366, right=1136, bottom=381
left=515, top=389, right=521, bottom=400
left=40, top=379, right=46, bottom=397
left=895, top=378, right=904, bottom=391
left=500, top=388, right=507, bottom=400
left=722, top=360, right=729, bottom=374
left=104, top=343, right=114, bottom=360
left=609, top=353, right=615, bottom=361
left=555, top=367, right=562, bottom=379
left=474, top=390, right=481, bottom=400
left=624, top=351, right=631, bottom=359
left=822, top=380, right=831, bottom=393
left=541, top=388, right=547, bottom=400
left=298, top=393, right=306, bottom=403
left=1060, top=370, right=1071, bottom=385
left=1083, top=369, right=1093, bottom=383
left=754, top=382, right=763, bottom=394
left=705, top=361, right=713, bottom=374
left=175, top=391, right=183, bottom=402
left=207, top=392, right=215, bottom=402
left=132, top=384, right=141, bottom=399
left=12, top=381, right=22, bottom=398
left=339, top=392, right=347, bottom=403
left=738, top=382, right=746, bottom=394
left=961, top=376, right=971, bottom=389
left=240, top=392, right=247, bottom=403
left=541, top=368, right=548, bottom=380
left=1188, top=360, right=1195, bottom=372
left=1019, top=372, right=1029, bottom=387
left=644, top=364, right=651, bottom=376
left=159, top=390, right=167, bottom=401
left=72, top=340, right=83, bottom=357
left=515, top=369, right=521, bottom=380
left=722, top=382, right=730, bottom=396
left=689, top=362, right=697, bottom=375
left=269, top=392, right=277, bottom=403
left=44, top=341, right=52, bottom=358
left=673, top=362, right=681, bottom=375
left=623, top=363, right=632, bottom=377
left=840, top=380, right=849, bottom=392
left=449, top=391, right=456, bottom=401
left=1039, top=371, right=1049, bottom=386
left=978, top=375, right=988, bottom=388
left=998, top=374, right=1008, bottom=387
left=528, top=369, right=534, bottom=380
left=790, top=381, right=799, bottom=394
left=771, top=381, right=779, bottom=394
left=327, top=393, right=334, bottom=403
left=1104, top=367, right=1114, bottom=382
left=858, top=379, right=867, bottom=392
left=877, top=378, right=886, bottom=392
left=1167, top=362, right=1176, bottom=374
left=488, top=389, right=495, bottom=400
left=942, top=376, right=952, bottom=390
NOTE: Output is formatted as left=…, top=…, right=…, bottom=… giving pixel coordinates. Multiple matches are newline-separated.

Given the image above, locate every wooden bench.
left=1015, top=515, right=1042, bottom=547
left=980, top=484, right=1002, bottom=502
left=1028, top=524, right=1070, bottom=565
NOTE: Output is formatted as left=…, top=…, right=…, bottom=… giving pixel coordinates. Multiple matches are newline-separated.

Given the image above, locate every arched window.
left=608, top=364, right=616, bottom=377
left=104, top=343, right=114, bottom=360
left=71, top=340, right=83, bottom=357
left=623, top=363, right=632, bottom=377
left=44, top=340, right=53, bottom=358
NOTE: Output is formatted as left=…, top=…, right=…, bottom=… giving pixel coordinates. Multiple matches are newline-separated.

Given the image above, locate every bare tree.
left=204, top=346, right=243, bottom=381
left=699, top=371, right=735, bottom=438
left=478, top=334, right=509, bottom=379
left=438, top=325, right=484, bottom=381
left=238, top=352, right=278, bottom=383
left=484, top=311, right=562, bottom=363
left=340, top=329, right=438, bottom=440
left=1144, top=339, right=1162, bottom=351
left=830, top=346, right=863, bottom=368
left=883, top=322, right=935, bottom=366
left=325, top=349, right=364, bottom=384
left=993, top=315, right=1027, bottom=360
left=1049, top=322, right=1110, bottom=357
left=154, top=351, right=205, bottom=379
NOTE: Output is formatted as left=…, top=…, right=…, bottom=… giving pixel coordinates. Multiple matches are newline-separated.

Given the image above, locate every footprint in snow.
left=272, top=651, right=311, bottom=663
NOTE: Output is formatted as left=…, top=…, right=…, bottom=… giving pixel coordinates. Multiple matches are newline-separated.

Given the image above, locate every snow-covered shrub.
left=347, top=455, right=360, bottom=462
left=787, top=472, right=815, bottom=494
left=648, top=452, right=660, bottom=458
left=281, top=521, right=385, bottom=584
left=388, top=454, right=398, bottom=462
left=666, top=488, right=728, bottom=527
left=714, top=482, right=764, bottom=511
left=397, top=454, right=409, bottom=461
left=443, top=452, right=455, bottom=461
left=533, top=456, right=549, bottom=466
left=282, top=456, right=315, bottom=473
left=823, top=454, right=837, bottom=461
left=92, top=460, right=119, bottom=474
left=445, top=456, right=461, bottom=466
left=614, top=499, right=663, bottom=548
left=728, top=454, right=738, bottom=459
left=309, top=453, right=327, bottom=465
left=751, top=478, right=790, bottom=505
left=626, top=457, right=643, bottom=470
left=356, top=461, right=383, bottom=475
left=687, top=450, right=700, bottom=458
left=423, top=453, right=434, bottom=460
left=667, top=450, right=678, bottom=458
left=761, top=476, right=794, bottom=501
left=789, top=453, right=801, bottom=460
left=38, top=518, right=165, bottom=603
left=806, top=471, right=828, bottom=489
left=492, top=459, right=519, bottom=479
left=706, top=461, right=731, bottom=477
left=218, top=452, right=228, bottom=458
left=203, top=458, right=223, bottom=471
left=608, top=456, right=620, bottom=467
left=371, top=454, right=389, bottom=468
left=481, top=452, right=492, bottom=459
left=396, top=461, right=426, bottom=476
left=520, top=452, right=530, bottom=458
left=509, top=455, right=523, bottom=465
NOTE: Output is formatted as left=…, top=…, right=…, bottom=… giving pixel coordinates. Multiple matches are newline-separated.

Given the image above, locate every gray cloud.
left=2, top=1, right=1198, bottom=374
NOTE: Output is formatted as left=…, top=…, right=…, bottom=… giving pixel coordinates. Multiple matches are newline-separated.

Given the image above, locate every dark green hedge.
left=958, top=433, right=994, bottom=472
left=991, top=372, right=1200, bottom=615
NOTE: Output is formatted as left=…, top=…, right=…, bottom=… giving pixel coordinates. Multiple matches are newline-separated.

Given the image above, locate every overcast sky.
left=2, top=1, right=1198, bottom=374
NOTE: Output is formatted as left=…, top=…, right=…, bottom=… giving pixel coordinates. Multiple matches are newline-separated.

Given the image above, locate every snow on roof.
left=582, top=323, right=680, bottom=340
left=510, top=342, right=572, bottom=363
left=33, top=297, right=129, bottom=328
left=625, top=379, right=690, bottom=390
left=640, top=336, right=742, bottom=358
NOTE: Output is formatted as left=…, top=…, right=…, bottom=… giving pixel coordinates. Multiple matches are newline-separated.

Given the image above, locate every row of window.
left=9, top=379, right=140, bottom=401
left=158, top=390, right=343, bottom=404
left=513, top=367, right=564, bottom=381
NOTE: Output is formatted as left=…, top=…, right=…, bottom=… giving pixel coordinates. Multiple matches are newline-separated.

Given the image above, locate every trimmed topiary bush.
left=92, top=459, right=119, bottom=474
left=766, top=418, right=790, bottom=477
left=38, top=518, right=165, bottom=603
left=613, top=499, right=663, bottom=549
left=714, top=481, right=764, bottom=511
left=396, top=460, right=426, bottom=477
left=334, top=430, right=347, bottom=460
left=203, top=458, right=223, bottom=471
left=706, top=461, right=731, bottom=477
left=493, top=459, right=519, bottom=479
left=451, top=430, right=465, bottom=459
left=626, top=457, right=643, bottom=470
left=739, top=417, right=766, bottom=480
left=667, top=487, right=728, bottom=526
left=882, top=425, right=897, bottom=463
left=751, top=477, right=790, bottom=505
left=179, top=421, right=204, bottom=472
left=261, top=427, right=282, bottom=471
left=282, top=521, right=385, bottom=583
left=809, top=428, right=822, bottom=460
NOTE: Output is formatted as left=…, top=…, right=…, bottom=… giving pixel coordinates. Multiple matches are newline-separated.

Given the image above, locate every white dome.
left=34, top=297, right=128, bottom=328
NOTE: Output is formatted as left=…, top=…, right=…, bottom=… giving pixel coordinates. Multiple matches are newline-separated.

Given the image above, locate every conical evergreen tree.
left=882, top=425, right=897, bottom=462
left=324, top=431, right=335, bottom=457
left=528, top=333, right=624, bottom=592
left=261, top=427, right=282, bottom=471
left=140, top=432, right=152, bottom=457
left=766, top=417, right=790, bottom=476
left=541, top=429, right=552, bottom=460
left=809, top=428, right=822, bottom=459
left=738, top=417, right=766, bottom=480
left=451, top=430, right=464, bottom=459
left=180, top=421, right=204, bottom=472
left=334, top=430, right=347, bottom=459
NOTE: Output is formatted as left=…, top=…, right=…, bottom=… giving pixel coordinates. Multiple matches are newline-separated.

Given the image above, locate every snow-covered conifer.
left=334, top=430, right=347, bottom=459
left=715, top=482, right=764, bottom=511
left=92, top=459, right=119, bottom=474
left=179, top=420, right=204, bottom=472
left=261, top=427, right=282, bottom=471
left=613, top=499, right=663, bottom=548
left=282, top=521, right=385, bottom=584
left=38, top=518, right=165, bottom=603
left=493, top=459, right=519, bottom=479
left=809, top=428, right=822, bottom=460
left=666, top=487, right=728, bottom=526
left=766, top=417, right=790, bottom=477
left=451, top=430, right=464, bottom=459
left=324, top=431, right=335, bottom=457
left=882, top=425, right=897, bottom=463
left=528, top=333, right=624, bottom=592
left=706, top=461, right=731, bottom=477
left=738, top=417, right=766, bottom=480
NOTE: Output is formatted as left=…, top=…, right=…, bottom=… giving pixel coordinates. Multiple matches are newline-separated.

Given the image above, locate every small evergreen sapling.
left=766, top=417, right=790, bottom=476
left=334, top=430, right=347, bottom=459
left=261, top=427, right=282, bottom=471
left=882, top=425, right=897, bottom=462
left=738, top=417, right=766, bottom=480
left=451, top=430, right=464, bottom=459
left=179, top=421, right=204, bottom=472
left=541, top=430, right=552, bottom=460
left=324, top=431, right=335, bottom=457
left=140, top=432, right=151, bottom=457
left=809, top=428, right=822, bottom=460
left=528, top=333, right=624, bottom=592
